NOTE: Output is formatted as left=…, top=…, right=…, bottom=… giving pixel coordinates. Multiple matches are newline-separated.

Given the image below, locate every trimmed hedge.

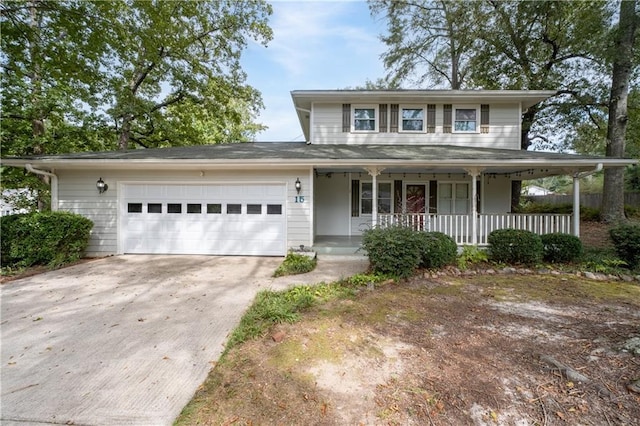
left=362, top=225, right=422, bottom=278
left=418, top=232, right=458, bottom=269
left=541, top=233, right=583, bottom=263
left=609, top=223, right=640, bottom=270
left=487, top=229, right=543, bottom=265
left=1, top=211, right=93, bottom=268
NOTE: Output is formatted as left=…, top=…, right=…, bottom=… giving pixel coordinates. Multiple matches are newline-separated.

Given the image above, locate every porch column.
left=465, top=168, right=482, bottom=245
left=365, top=167, right=383, bottom=227
left=573, top=174, right=580, bottom=237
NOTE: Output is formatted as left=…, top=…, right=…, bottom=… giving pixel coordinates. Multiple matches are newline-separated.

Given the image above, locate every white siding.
left=311, top=103, right=521, bottom=149
left=314, top=173, right=350, bottom=235
left=57, top=169, right=312, bottom=257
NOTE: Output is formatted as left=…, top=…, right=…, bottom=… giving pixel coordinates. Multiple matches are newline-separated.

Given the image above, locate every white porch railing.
left=378, top=213, right=573, bottom=245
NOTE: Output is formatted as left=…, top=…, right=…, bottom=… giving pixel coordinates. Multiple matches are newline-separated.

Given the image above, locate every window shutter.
left=394, top=180, right=402, bottom=212
left=390, top=104, right=399, bottom=133
left=429, top=180, right=438, bottom=213
left=351, top=179, right=360, bottom=217
left=427, top=104, right=436, bottom=133
left=379, top=104, right=388, bottom=132
left=342, top=104, right=351, bottom=132
left=481, top=104, right=490, bottom=133
left=443, top=104, right=452, bottom=134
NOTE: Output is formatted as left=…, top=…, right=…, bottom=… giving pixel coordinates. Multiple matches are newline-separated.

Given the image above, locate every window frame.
left=437, top=181, right=470, bottom=215
left=452, top=105, right=480, bottom=133
left=351, top=104, right=379, bottom=133
left=399, top=105, right=425, bottom=133
left=360, top=180, right=393, bottom=215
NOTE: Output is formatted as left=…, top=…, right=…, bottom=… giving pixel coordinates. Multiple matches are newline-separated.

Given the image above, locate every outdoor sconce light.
left=96, top=177, right=108, bottom=194
left=295, top=178, right=301, bottom=194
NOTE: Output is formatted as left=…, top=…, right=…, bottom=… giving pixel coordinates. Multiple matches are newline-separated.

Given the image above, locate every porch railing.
left=378, top=213, right=573, bottom=245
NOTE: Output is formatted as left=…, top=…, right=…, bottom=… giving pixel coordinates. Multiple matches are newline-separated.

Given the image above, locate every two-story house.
left=3, top=90, right=635, bottom=257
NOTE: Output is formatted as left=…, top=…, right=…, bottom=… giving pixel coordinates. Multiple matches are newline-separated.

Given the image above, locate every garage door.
left=122, top=184, right=286, bottom=255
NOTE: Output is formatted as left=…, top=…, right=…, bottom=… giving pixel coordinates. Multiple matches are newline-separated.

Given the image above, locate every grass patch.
left=273, top=252, right=317, bottom=277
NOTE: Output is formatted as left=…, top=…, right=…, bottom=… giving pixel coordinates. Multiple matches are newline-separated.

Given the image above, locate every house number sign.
left=294, top=196, right=305, bottom=203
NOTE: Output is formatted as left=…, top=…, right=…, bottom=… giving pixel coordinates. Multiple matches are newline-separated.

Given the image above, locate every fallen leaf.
left=556, top=411, right=566, bottom=420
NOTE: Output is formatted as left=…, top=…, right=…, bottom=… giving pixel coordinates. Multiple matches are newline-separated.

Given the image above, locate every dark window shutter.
left=351, top=179, right=360, bottom=217
left=394, top=180, right=402, bottom=212
left=481, top=104, right=490, bottom=133
left=429, top=180, right=438, bottom=213
left=476, top=179, right=482, bottom=213
left=427, top=104, right=436, bottom=133
left=443, top=104, right=452, bottom=134
left=379, top=104, right=388, bottom=132
left=342, top=104, right=351, bottom=132
left=390, top=104, right=399, bottom=133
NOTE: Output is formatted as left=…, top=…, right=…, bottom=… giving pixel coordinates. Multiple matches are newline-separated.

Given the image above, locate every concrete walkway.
left=0, top=254, right=368, bottom=425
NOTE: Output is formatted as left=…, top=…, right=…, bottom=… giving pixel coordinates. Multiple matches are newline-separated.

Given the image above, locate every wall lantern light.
left=97, top=177, right=108, bottom=194
left=295, top=178, right=302, bottom=194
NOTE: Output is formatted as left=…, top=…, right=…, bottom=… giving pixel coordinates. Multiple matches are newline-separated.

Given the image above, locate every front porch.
left=312, top=213, right=572, bottom=253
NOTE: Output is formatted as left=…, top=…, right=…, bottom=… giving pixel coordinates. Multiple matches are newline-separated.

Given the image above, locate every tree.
left=601, top=0, right=638, bottom=223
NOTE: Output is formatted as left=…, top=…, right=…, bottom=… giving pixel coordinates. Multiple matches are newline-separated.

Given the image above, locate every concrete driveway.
left=1, top=254, right=368, bottom=425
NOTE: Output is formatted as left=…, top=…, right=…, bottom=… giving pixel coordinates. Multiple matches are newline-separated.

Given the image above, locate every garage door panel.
left=123, top=184, right=286, bottom=256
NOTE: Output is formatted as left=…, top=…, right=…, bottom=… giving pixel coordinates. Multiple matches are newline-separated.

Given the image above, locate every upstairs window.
left=353, top=105, right=377, bottom=131
left=454, top=106, right=479, bottom=132
left=401, top=107, right=424, bottom=132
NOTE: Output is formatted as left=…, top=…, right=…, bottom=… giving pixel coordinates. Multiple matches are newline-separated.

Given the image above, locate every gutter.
left=25, top=164, right=58, bottom=211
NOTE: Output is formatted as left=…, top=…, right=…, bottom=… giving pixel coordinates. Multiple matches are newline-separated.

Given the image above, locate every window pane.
left=362, top=182, right=373, bottom=199
left=187, top=204, right=202, bottom=214
left=402, top=108, right=423, bottom=119
left=354, top=119, right=375, bottom=131
left=148, top=203, right=162, bottom=213
left=128, top=203, right=142, bottom=213
left=247, top=204, right=262, bottom=214
left=456, top=184, right=469, bottom=199
left=455, top=109, right=476, bottom=120
left=354, top=108, right=375, bottom=131
left=378, top=183, right=392, bottom=199
left=440, top=184, right=452, bottom=198
left=168, top=203, right=182, bottom=214
left=378, top=199, right=391, bottom=213
left=227, top=204, right=241, bottom=214
left=267, top=204, right=282, bottom=215
left=354, top=108, right=375, bottom=119
left=455, top=199, right=469, bottom=214
left=455, top=121, right=476, bottom=131
left=402, top=119, right=423, bottom=131
left=361, top=199, right=372, bottom=215
left=207, top=203, right=221, bottom=214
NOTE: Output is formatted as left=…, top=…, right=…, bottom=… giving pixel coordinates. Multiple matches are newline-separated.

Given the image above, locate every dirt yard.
left=179, top=273, right=640, bottom=425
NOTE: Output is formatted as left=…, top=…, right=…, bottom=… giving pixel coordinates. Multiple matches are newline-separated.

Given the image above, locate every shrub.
left=487, top=229, right=543, bottom=265
left=540, top=233, right=583, bottom=263
left=518, top=202, right=600, bottom=221
left=362, top=225, right=421, bottom=278
left=417, top=232, right=457, bottom=269
left=273, top=252, right=317, bottom=277
left=457, top=245, right=488, bottom=270
left=609, top=223, right=640, bottom=270
left=0, top=211, right=93, bottom=268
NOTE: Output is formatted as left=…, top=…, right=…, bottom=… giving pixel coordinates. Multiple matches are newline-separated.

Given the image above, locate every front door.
left=405, top=184, right=427, bottom=230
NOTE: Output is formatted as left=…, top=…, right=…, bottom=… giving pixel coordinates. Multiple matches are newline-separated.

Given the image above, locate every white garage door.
left=122, top=184, right=286, bottom=255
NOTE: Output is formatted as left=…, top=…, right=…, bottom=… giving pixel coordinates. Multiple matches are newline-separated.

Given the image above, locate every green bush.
left=457, top=245, right=488, bottom=270
left=487, top=229, right=543, bottom=265
left=0, top=211, right=93, bottom=268
left=540, top=233, right=583, bottom=263
left=273, top=252, right=317, bottom=277
left=417, top=232, right=457, bottom=269
left=609, top=223, right=640, bottom=270
left=518, top=202, right=600, bottom=221
left=362, top=225, right=421, bottom=278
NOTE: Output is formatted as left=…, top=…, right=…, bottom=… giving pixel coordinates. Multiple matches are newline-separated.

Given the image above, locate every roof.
left=290, top=89, right=557, bottom=141
left=2, top=143, right=635, bottom=176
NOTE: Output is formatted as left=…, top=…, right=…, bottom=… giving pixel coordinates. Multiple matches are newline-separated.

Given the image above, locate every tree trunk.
left=511, top=107, right=538, bottom=211
left=601, top=0, right=637, bottom=223
left=118, top=114, right=132, bottom=150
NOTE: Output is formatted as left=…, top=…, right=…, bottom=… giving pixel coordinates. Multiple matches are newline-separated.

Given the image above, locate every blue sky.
left=241, top=0, right=387, bottom=142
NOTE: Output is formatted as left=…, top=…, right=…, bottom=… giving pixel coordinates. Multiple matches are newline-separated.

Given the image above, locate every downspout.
left=25, top=164, right=58, bottom=211
left=572, top=163, right=603, bottom=237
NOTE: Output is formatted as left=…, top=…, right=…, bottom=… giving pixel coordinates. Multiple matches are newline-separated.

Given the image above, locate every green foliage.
left=347, top=272, right=392, bottom=287
left=540, top=233, right=583, bottom=263
left=1, top=211, right=93, bottom=268
left=417, top=232, right=458, bottom=269
left=273, top=252, right=317, bottom=277
left=609, top=223, right=640, bottom=270
left=517, top=202, right=600, bottom=221
left=487, top=229, right=543, bottom=265
left=457, top=245, right=488, bottom=270
left=362, top=226, right=422, bottom=278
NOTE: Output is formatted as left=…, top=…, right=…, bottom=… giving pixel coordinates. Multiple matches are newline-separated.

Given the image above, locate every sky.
left=240, top=0, right=387, bottom=142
